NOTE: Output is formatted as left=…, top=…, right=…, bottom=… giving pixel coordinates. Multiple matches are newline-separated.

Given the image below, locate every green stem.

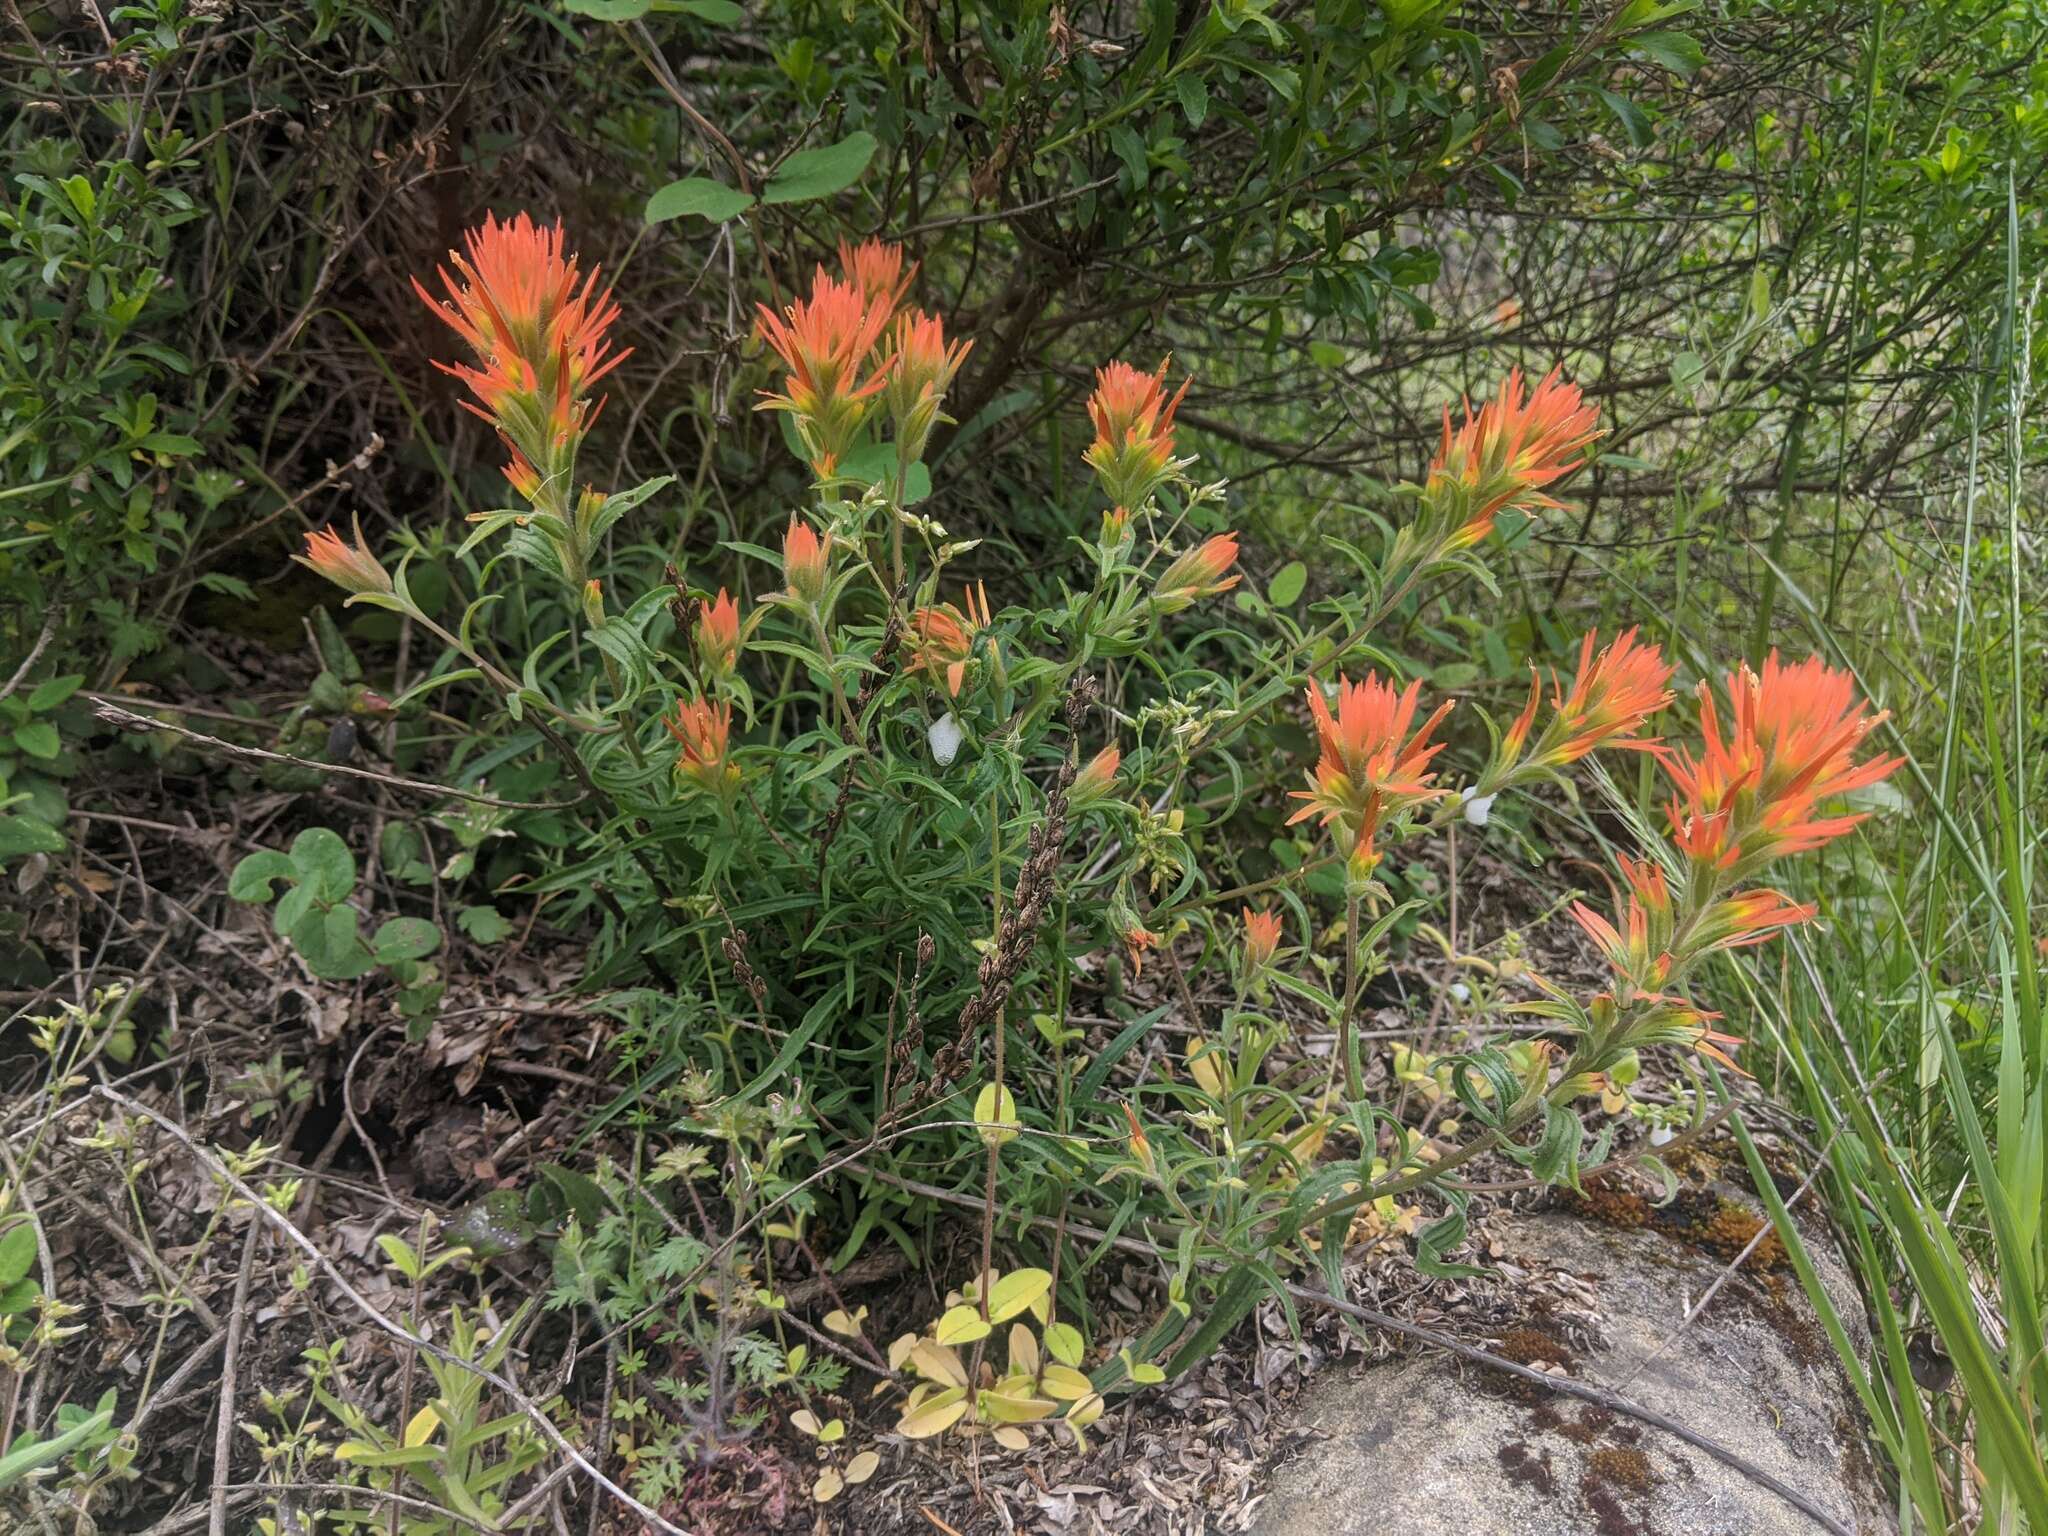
left=1340, top=884, right=1364, bottom=1102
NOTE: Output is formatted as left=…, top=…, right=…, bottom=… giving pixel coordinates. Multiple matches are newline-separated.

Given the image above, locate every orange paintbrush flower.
left=1071, top=744, right=1121, bottom=806
left=413, top=213, right=627, bottom=502
left=1288, top=672, right=1453, bottom=868
left=754, top=268, right=894, bottom=476
left=1660, top=652, right=1901, bottom=871
left=1122, top=922, right=1159, bottom=976
left=882, top=308, right=973, bottom=462
left=1497, top=627, right=1674, bottom=777
left=1427, top=366, right=1601, bottom=550
left=837, top=237, right=914, bottom=310
left=696, top=588, right=741, bottom=675
left=782, top=516, right=830, bottom=604
left=1122, top=1101, right=1157, bottom=1177
left=297, top=521, right=393, bottom=598
left=909, top=582, right=992, bottom=697
left=1084, top=358, right=1191, bottom=515
left=667, top=696, right=739, bottom=799
left=1694, top=888, right=1817, bottom=953
left=1243, top=907, right=1283, bottom=969
left=1152, top=532, right=1241, bottom=611
left=1570, top=855, right=1678, bottom=995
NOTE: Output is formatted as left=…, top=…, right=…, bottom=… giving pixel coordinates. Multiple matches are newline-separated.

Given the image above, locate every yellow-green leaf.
left=824, top=1307, right=867, bottom=1337
left=1008, top=1322, right=1040, bottom=1377
left=897, top=1386, right=969, bottom=1440
left=980, top=1384, right=1057, bottom=1424
left=935, top=1304, right=992, bottom=1345
left=985, top=1267, right=1051, bottom=1324
left=845, top=1449, right=881, bottom=1485
left=403, top=1405, right=440, bottom=1448
left=1040, top=1364, right=1094, bottom=1400
left=910, top=1337, right=968, bottom=1387
left=1043, top=1321, right=1085, bottom=1367
left=974, top=1082, right=1019, bottom=1147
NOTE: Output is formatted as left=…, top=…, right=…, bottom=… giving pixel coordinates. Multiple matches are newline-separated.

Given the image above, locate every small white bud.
left=928, top=711, right=963, bottom=767
left=1448, top=982, right=1471, bottom=1004
left=1648, top=1123, right=1675, bottom=1147
left=1462, top=792, right=1497, bottom=827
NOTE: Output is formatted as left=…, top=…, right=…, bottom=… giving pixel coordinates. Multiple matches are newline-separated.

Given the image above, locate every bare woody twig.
left=88, top=699, right=576, bottom=811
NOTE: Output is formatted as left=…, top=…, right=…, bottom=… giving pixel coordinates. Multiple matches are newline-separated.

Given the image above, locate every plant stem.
left=1340, top=883, right=1364, bottom=1101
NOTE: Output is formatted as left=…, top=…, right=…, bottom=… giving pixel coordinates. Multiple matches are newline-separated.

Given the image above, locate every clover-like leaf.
left=229, top=850, right=297, bottom=903
left=287, top=827, right=356, bottom=902
left=373, top=917, right=442, bottom=964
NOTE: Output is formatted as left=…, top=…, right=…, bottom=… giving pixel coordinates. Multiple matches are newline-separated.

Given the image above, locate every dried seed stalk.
left=931, top=677, right=1099, bottom=1087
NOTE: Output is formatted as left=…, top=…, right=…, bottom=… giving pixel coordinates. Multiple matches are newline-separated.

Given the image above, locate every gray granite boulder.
left=1253, top=1194, right=1890, bottom=1535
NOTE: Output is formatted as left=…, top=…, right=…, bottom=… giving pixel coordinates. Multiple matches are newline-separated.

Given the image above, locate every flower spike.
left=1152, top=533, right=1241, bottom=612
left=1660, top=652, right=1901, bottom=872
left=297, top=520, right=393, bottom=599
left=413, top=213, right=628, bottom=512
left=754, top=268, right=894, bottom=477
left=1288, top=672, right=1453, bottom=871
left=1084, top=358, right=1191, bottom=515
left=1426, top=366, right=1601, bottom=551
left=1243, top=907, right=1283, bottom=970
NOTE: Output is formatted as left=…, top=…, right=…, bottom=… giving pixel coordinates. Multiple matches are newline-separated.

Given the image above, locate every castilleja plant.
left=411, top=213, right=653, bottom=600
left=288, top=210, right=1911, bottom=1426
left=1523, top=652, right=1901, bottom=1098
left=1377, top=365, right=1603, bottom=593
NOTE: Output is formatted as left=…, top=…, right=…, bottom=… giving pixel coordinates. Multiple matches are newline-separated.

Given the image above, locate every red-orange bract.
left=297, top=522, right=392, bottom=597
left=1288, top=672, right=1453, bottom=868
left=1429, top=366, right=1601, bottom=549
left=1084, top=358, right=1190, bottom=514
left=1569, top=855, right=1676, bottom=994
left=754, top=269, right=895, bottom=476
left=1501, top=627, right=1674, bottom=771
left=697, top=589, right=741, bottom=675
left=782, top=516, right=830, bottom=604
left=1660, top=652, right=1901, bottom=870
left=413, top=214, right=628, bottom=461
left=1071, top=745, right=1121, bottom=806
left=668, top=696, right=737, bottom=798
left=1243, top=907, right=1283, bottom=969
left=909, top=583, right=992, bottom=698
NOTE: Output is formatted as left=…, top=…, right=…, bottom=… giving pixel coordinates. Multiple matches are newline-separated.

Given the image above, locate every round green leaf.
left=1268, top=561, right=1308, bottom=606
left=229, top=850, right=297, bottom=903
left=373, top=917, right=443, bottom=963
left=0, top=813, right=66, bottom=860
left=294, top=904, right=373, bottom=980
left=646, top=177, right=756, bottom=226
left=12, top=723, right=60, bottom=760
left=289, top=827, right=356, bottom=902
left=762, top=132, right=878, bottom=205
